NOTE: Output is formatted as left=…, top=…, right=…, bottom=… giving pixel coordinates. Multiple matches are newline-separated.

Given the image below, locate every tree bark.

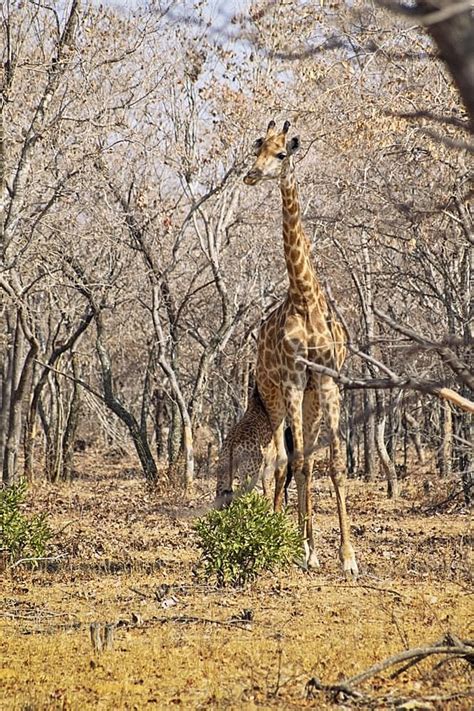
left=404, top=410, right=426, bottom=465
left=24, top=308, right=93, bottom=481
left=418, top=0, right=474, bottom=130
left=94, top=314, right=159, bottom=482
left=62, top=355, right=81, bottom=481
left=363, top=383, right=378, bottom=481
left=437, top=402, right=453, bottom=478
left=2, top=313, right=37, bottom=484
left=168, top=400, right=183, bottom=465
left=0, top=313, right=15, bottom=474
left=46, top=368, right=64, bottom=484
left=153, top=285, right=194, bottom=491
left=375, top=390, right=399, bottom=498
left=154, top=387, right=168, bottom=463
left=345, top=391, right=357, bottom=476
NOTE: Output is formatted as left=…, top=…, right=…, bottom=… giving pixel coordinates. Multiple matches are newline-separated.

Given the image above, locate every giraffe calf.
left=214, top=388, right=293, bottom=508
left=214, top=387, right=274, bottom=507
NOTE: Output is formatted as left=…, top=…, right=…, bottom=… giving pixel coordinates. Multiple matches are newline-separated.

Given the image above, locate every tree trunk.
left=62, top=355, right=81, bottom=481
left=453, top=403, right=473, bottom=504
left=404, top=411, right=426, bottom=465
left=437, top=402, right=453, bottom=478
left=361, top=243, right=378, bottom=482
left=241, top=360, right=250, bottom=414
left=24, top=308, right=93, bottom=481
left=95, top=318, right=159, bottom=482
left=153, top=285, right=194, bottom=491
left=0, top=314, right=15, bottom=475
left=51, top=370, right=65, bottom=483
left=3, top=314, right=37, bottom=484
left=168, top=400, right=182, bottom=465
left=387, top=390, right=402, bottom=462
left=418, top=0, right=474, bottom=129
left=375, top=391, right=399, bottom=498
left=2, top=314, right=24, bottom=484
left=154, top=387, right=167, bottom=463
left=458, top=413, right=473, bottom=505
left=363, top=388, right=378, bottom=481
left=182, top=420, right=194, bottom=491
left=345, top=391, right=357, bottom=477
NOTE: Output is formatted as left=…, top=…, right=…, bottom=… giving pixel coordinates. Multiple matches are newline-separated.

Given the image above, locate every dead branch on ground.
left=306, top=632, right=473, bottom=705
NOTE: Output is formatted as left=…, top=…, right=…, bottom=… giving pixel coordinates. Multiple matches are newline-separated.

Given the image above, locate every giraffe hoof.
left=298, top=542, right=320, bottom=570
left=342, top=556, right=359, bottom=580
left=296, top=557, right=308, bottom=571
left=340, top=546, right=359, bottom=580
left=307, top=550, right=320, bottom=569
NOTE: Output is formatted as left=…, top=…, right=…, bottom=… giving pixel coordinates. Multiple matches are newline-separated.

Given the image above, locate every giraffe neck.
left=279, top=168, right=326, bottom=310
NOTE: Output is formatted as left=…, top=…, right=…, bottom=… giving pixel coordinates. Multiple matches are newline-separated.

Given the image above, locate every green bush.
left=0, top=480, right=53, bottom=565
left=194, top=492, right=302, bottom=586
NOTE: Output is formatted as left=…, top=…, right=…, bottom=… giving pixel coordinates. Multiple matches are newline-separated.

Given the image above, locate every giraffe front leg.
left=323, top=382, right=358, bottom=579
left=302, top=454, right=320, bottom=570
left=332, top=464, right=358, bottom=579
left=330, top=440, right=358, bottom=579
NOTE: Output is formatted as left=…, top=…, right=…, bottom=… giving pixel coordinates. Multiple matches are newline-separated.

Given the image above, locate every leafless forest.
left=1, top=0, right=472, bottom=495
left=1, top=1, right=473, bottom=708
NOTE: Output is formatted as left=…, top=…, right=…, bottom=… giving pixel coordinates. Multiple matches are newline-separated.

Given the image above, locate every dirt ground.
left=1, top=452, right=472, bottom=710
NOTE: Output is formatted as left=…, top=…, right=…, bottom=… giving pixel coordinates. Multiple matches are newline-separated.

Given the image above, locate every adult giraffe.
left=244, top=119, right=358, bottom=578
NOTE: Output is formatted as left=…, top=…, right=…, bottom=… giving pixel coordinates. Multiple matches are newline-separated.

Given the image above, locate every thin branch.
left=34, top=360, right=104, bottom=402
left=383, top=108, right=470, bottom=130
left=374, top=308, right=474, bottom=391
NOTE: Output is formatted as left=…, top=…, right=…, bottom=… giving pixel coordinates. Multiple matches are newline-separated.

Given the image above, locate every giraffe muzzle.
left=244, top=170, right=261, bottom=185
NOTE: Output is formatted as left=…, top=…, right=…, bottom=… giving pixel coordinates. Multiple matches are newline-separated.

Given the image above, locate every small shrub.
left=194, top=492, right=302, bottom=586
left=0, top=480, right=53, bottom=565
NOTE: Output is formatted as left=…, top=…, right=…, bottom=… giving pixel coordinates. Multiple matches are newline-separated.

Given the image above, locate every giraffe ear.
left=287, top=136, right=300, bottom=155
left=252, top=137, right=264, bottom=155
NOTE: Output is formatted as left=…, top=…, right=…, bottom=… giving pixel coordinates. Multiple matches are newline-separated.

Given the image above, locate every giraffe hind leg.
left=283, top=389, right=313, bottom=565
left=302, top=389, right=323, bottom=569
left=272, top=421, right=288, bottom=512
left=214, top=444, right=234, bottom=508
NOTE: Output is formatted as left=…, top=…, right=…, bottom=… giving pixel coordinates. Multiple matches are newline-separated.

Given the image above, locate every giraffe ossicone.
left=243, top=119, right=358, bottom=579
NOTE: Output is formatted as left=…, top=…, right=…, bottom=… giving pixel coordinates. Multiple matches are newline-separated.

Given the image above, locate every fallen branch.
left=306, top=633, right=473, bottom=703
left=421, top=487, right=464, bottom=514
left=18, top=612, right=253, bottom=636
left=143, top=613, right=253, bottom=632
left=9, top=553, right=68, bottom=569
left=307, top=581, right=404, bottom=599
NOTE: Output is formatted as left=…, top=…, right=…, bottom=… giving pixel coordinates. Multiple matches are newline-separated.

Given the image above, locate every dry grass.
left=1, top=452, right=472, bottom=710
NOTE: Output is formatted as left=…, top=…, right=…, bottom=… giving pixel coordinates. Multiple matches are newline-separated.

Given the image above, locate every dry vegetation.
left=1, top=3, right=473, bottom=707
left=1, top=453, right=472, bottom=710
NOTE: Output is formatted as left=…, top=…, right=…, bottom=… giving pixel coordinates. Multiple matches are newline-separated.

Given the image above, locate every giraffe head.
left=244, top=120, right=300, bottom=186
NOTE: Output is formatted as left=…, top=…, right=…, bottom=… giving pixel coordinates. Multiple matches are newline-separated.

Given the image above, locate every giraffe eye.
left=277, top=152, right=286, bottom=160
